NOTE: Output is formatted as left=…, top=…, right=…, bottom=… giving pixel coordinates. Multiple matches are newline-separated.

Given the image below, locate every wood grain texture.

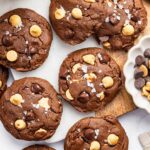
left=96, top=0, right=150, bottom=117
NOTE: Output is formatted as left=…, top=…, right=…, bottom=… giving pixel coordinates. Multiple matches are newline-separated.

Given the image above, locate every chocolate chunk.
left=131, top=9, right=140, bottom=22
left=31, top=83, right=43, bottom=94
left=2, top=36, right=13, bottom=47
left=25, top=111, right=35, bottom=121
left=83, top=129, right=95, bottom=141
left=77, top=91, right=89, bottom=103
left=99, top=53, right=110, bottom=64
left=135, top=55, right=145, bottom=66
left=134, top=69, right=144, bottom=79
left=134, top=78, right=145, bottom=89
left=144, top=49, right=150, bottom=58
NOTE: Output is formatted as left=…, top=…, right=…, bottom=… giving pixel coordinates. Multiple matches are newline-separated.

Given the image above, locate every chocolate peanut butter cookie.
left=50, top=0, right=147, bottom=51
left=0, top=65, right=8, bottom=97
left=23, top=145, right=55, bottom=150
left=64, top=116, right=128, bottom=150
left=0, top=77, right=62, bottom=141
left=50, top=0, right=105, bottom=45
left=59, top=48, right=122, bottom=112
left=96, top=0, right=147, bottom=51
left=0, top=8, right=52, bottom=71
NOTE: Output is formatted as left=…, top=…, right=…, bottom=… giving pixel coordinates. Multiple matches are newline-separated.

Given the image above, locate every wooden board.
left=96, top=0, right=150, bottom=117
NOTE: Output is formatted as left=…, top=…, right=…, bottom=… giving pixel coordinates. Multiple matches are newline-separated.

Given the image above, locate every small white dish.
left=124, top=35, right=150, bottom=113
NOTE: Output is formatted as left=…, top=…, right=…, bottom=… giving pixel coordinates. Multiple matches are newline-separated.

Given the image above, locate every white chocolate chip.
left=30, top=25, right=42, bottom=37
left=83, top=54, right=96, bottom=65
left=102, top=76, right=114, bottom=88
left=55, top=8, right=66, bottom=20
left=122, top=24, right=135, bottom=36
left=9, top=15, right=22, bottom=28
left=72, top=63, right=82, bottom=73
left=35, top=128, right=47, bottom=136
left=10, top=93, right=24, bottom=106
left=15, top=119, right=26, bottom=130
left=0, top=80, right=2, bottom=88
left=6, top=50, right=18, bottom=62
left=90, top=141, right=100, bottom=150
left=38, top=97, right=50, bottom=110
left=66, top=89, right=74, bottom=100
left=71, top=8, right=83, bottom=19
left=107, top=134, right=119, bottom=146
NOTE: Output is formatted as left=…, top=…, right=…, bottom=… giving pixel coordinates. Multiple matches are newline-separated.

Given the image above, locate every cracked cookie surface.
left=0, top=65, right=8, bottom=97
left=50, top=0, right=147, bottom=51
left=0, top=77, right=62, bottom=141
left=23, top=145, right=55, bottom=150
left=64, top=116, right=128, bottom=150
left=0, top=8, right=52, bottom=71
left=59, top=48, right=122, bottom=112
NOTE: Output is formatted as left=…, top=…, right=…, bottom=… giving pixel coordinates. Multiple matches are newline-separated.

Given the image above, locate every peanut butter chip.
left=6, top=50, right=18, bottom=62
left=71, top=8, right=83, bottom=19
left=0, top=80, right=2, bottom=88
left=84, top=0, right=96, bottom=2
left=10, top=93, right=24, bottom=106
left=9, top=15, right=22, bottom=27
left=122, top=24, right=135, bottom=36
left=55, top=8, right=66, bottom=20
left=90, top=141, right=100, bottom=150
left=35, top=128, right=47, bottom=137
left=66, top=89, right=74, bottom=100
left=139, top=65, right=148, bottom=77
left=103, top=42, right=111, bottom=49
left=72, top=63, right=81, bottom=73
left=96, top=92, right=105, bottom=101
left=102, top=76, right=114, bottom=88
left=83, top=54, right=96, bottom=65
left=107, top=134, right=119, bottom=146
left=15, top=119, right=26, bottom=130
left=30, top=25, right=42, bottom=37
left=38, top=97, right=50, bottom=110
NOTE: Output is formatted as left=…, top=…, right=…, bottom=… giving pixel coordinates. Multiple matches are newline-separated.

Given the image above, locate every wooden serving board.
left=96, top=0, right=150, bottom=117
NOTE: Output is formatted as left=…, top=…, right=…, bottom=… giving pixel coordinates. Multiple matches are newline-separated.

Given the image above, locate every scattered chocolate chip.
left=83, top=129, right=95, bottom=141
left=135, top=55, right=145, bottom=66
left=134, top=78, right=145, bottom=89
left=144, top=49, right=150, bottom=58
left=77, top=91, right=89, bottom=103
left=31, top=83, right=43, bottom=94
left=134, top=68, right=144, bottom=79
left=25, top=111, right=35, bottom=121
left=2, top=36, right=13, bottom=47
left=131, top=9, right=140, bottom=22
left=99, top=53, right=110, bottom=64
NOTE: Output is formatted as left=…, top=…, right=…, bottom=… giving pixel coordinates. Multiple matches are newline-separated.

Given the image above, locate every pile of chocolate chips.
left=134, top=48, right=150, bottom=90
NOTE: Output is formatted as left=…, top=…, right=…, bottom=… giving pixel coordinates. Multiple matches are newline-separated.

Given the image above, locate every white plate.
left=124, top=35, right=150, bottom=113
left=0, top=0, right=96, bottom=147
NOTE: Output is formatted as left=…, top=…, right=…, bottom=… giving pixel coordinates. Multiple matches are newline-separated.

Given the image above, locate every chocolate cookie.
left=23, top=145, right=55, bottom=150
left=0, top=65, right=8, bottom=97
left=0, top=8, right=52, bottom=71
left=0, top=77, right=62, bottom=141
left=59, top=48, right=122, bottom=112
left=49, top=0, right=147, bottom=51
left=64, top=116, right=128, bottom=150
left=96, top=0, right=147, bottom=51
left=50, top=0, right=105, bottom=45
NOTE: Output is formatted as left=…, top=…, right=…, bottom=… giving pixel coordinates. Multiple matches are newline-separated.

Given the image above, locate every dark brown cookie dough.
left=50, top=0, right=105, bottom=45
left=49, top=0, right=147, bottom=51
left=0, top=65, right=8, bottom=97
left=64, top=116, right=128, bottom=150
left=96, top=0, right=147, bottom=51
left=0, top=77, right=62, bottom=141
left=23, top=145, right=55, bottom=150
left=59, top=48, right=122, bottom=112
left=0, top=8, right=52, bottom=71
